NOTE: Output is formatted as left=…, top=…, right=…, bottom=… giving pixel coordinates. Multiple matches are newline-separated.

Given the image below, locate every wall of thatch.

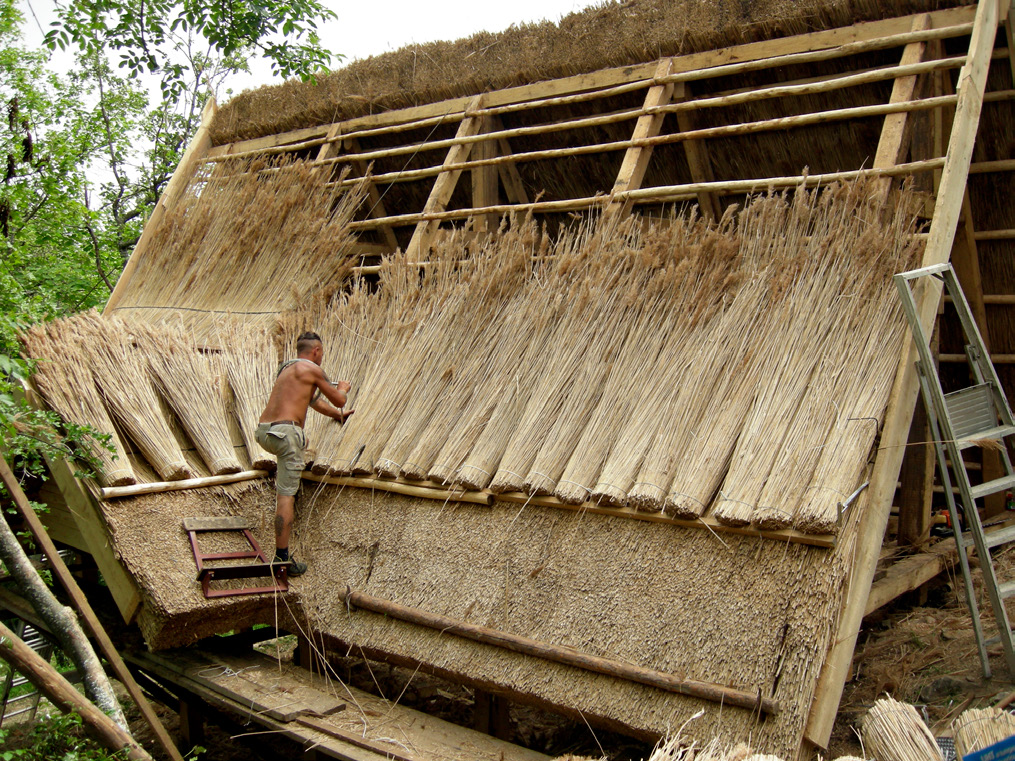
left=211, top=0, right=969, bottom=146
left=101, top=482, right=854, bottom=757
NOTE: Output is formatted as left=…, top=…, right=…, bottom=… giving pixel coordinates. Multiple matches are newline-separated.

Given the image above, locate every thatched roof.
left=211, top=0, right=968, bottom=145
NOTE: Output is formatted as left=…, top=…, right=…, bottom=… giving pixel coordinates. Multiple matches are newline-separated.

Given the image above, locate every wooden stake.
left=0, top=458, right=185, bottom=761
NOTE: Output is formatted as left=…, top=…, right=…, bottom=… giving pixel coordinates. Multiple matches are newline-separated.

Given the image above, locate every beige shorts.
left=255, top=423, right=306, bottom=496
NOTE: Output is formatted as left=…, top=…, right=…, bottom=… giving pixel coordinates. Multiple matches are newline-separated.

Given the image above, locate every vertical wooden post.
left=105, top=99, right=217, bottom=314
left=405, top=95, right=485, bottom=261
left=885, top=15, right=934, bottom=546
left=493, top=125, right=530, bottom=206
left=803, top=0, right=1000, bottom=753
left=471, top=117, right=500, bottom=235
left=178, top=698, right=204, bottom=753
left=342, top=136, right=401, bottom=253
left=673, top=83, right=723, bottom=221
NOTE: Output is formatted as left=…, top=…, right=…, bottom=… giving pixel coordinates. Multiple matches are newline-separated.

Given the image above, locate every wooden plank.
left=898, top=394, right=936, bottom=547
left=0, top=457, right=185, bottom=761
left=205, top=6, right=977, bottom=160
left=106, top=99, right=216, bottom=313
left=864, top=538, right=961, bottom=615
left=405, top=95, right=485, bottom=260
left=181, top=516, right=251, bottom=532
left=673, top=82, right=723, bottom=221
left=303, top=473, right=494, bottom=506
left=874, top=15, right=931, bottom=201
left=803, top=2, right=1002, bottom=751
left=606, top=58, right=676, bottom=218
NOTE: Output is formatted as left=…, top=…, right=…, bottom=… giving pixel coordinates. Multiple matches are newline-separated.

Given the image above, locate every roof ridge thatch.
left=211, top=0, right=969, bottom=146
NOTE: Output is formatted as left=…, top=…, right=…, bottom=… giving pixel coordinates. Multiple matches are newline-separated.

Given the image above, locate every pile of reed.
left=135, top=324, right=243, bottom=476
left=219, top=323, right=280, bottom=470
left=111, top=157, right=366, bottom=344
left=75, top=312, right=196, bottom=481
left=953, top=706, right=1015, bottom=759
left=20, top=318, right=136, bottom=487
left=861, top=696, right=944, bottom=761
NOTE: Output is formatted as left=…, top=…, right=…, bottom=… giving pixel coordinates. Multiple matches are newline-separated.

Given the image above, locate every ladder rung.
left=966, top=523, right=1015, bottom=550
left=956, top=425, right=1015, bottom=450
left=998, top=579, right=1015, bottom=599
left=10, top=676, right=30, bottom=688
left=971, top=473, right=1015, bottom=500
left=6, top=691, right=39, bottom=704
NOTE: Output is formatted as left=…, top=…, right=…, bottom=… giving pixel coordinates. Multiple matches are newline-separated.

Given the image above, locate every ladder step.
left=956, top=424, right=1015, bottom=451
left=971, top=473, right=1015, bottom=500
left=998, top=579, right=1015, bottom=599
left=963, top=523, right=1015, bottom=550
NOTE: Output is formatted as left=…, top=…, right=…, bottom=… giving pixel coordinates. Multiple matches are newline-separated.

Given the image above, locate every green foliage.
left=46, top=0, right=337, bottom=96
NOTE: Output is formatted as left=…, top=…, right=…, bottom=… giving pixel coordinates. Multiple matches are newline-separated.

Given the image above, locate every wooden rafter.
left=341, top=135, right=400, bottom=253
left=405, top=95, right=485, bottom=261
left=606, top=58, right=676, bottom=218
left=802, top=0, right=1001, bottom=753
left=472, top=117, right=500, bottom=234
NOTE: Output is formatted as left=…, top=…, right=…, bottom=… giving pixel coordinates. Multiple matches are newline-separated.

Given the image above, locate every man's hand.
left=336, top=409, right=355, bottom=424
left=336, top=380, right=351, bottom=393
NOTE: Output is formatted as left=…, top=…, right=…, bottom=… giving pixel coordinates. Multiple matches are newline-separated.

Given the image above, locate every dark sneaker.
left=272, top=556, right=308, bottom=578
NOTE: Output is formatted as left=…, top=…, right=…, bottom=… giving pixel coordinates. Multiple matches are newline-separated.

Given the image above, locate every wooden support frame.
left=673, top=82, right=723, bottom=221
left=606, top=58, right=676, bottom=219
left=471, top=116, right=501, bottom=234
left=404, top=95, right=485, bottom=261
left=802, top=0, right=1001, bottom=753
left=341, top=135, right=400, bottom=253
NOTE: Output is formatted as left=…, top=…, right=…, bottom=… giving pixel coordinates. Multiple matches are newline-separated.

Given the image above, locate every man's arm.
left=310, top=397, right=354, bottom=422
left=309, top=369, right=353, bottom=422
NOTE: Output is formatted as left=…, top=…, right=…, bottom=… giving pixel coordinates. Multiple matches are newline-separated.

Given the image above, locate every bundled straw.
left=220, top=323, right=280, bottom=471
left=136, top=324, right=243, bottom=475
left=76, top=312, right=196, bottom=482
left=110, top=157, right=367, bottom=344
left=861, top=696, right=944, bottom=761
left=953, top=706, right=1015, bottom=760
left=21, top=318, right=136, bottom=487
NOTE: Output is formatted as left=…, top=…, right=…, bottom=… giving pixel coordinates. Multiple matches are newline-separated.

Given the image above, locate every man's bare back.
left=259, top=358, right=351, bottom=427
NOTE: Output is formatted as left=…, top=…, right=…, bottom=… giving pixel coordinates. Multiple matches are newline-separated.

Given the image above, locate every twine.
left=632, top=480, right=667, bottom=498
left=669, top=491, right=706, bottom=507
left=557, top=479, right=592, bottom=495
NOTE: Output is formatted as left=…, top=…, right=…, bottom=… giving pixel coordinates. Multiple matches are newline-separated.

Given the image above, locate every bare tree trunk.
left=0, top=508, right=127, bottom=727
left=0, top=620, right=153, bottom=760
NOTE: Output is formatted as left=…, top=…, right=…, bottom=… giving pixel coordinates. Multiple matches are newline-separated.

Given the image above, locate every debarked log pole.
left=0, top=621, right=154, bottom=761
left=339, top=586, right=778, bottom=715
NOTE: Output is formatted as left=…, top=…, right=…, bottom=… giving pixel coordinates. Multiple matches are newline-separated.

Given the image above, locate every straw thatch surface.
left=107, top=158, right=366, bottom=344
left=100, top=480, right=862, bottom=757
left=953, top=706, right=1015, bottom=760
left=210, top=0, right=968, bottom=146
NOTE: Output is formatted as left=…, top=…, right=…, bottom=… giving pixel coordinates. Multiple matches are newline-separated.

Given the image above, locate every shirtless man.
left=256, top=331, right=353, bottom=576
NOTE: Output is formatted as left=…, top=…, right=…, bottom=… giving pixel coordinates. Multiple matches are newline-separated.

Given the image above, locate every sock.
left=275, top=547, right=289, bottom=562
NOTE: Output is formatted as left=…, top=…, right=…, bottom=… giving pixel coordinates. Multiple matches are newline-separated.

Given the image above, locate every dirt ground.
left=5, top=537, right=1014, bottom=761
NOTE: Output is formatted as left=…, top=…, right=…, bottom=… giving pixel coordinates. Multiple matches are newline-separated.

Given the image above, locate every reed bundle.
left=20, top=318, right=136, bottom=487
left=219, top=323, right=280, bottom=470
left=75, top=312, right=196, bottom=482
left=136, top=324, right=243, bottom=475
left=112, top=158, right=366, bottom=343
left=861, top=696, right=944, bottom=761
left=953, top=706, right=1015, bottom=759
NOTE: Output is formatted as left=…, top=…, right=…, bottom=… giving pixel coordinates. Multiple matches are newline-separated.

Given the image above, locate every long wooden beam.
left=673, top=82, right=723, bottom=221
left=802, top=0, right=1001, bottom=752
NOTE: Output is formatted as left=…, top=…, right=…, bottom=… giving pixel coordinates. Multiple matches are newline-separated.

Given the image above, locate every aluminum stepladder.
left=0, top=619, right=53, bottom=726
left=896, top=262, right=1015, bottom=678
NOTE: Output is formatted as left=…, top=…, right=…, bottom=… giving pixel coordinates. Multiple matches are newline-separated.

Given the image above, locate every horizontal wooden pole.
left=939, top=353, right=1015, bottom=363
left=969, top=158, right=1015, bottom=173
left=973, top=228, right=1015, bottom=240
left=340, top=586, right=779, bottom=715
left=302, top=472, right=493, bottom=505
left=347, top=159, right=944, bottom=230
left=100, top=470, right=268, bottom=500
